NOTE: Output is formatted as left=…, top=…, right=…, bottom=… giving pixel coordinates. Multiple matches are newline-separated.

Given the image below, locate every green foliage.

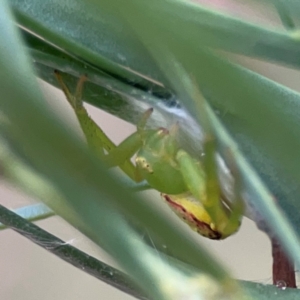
left=1, top=0, right=300, bottom=299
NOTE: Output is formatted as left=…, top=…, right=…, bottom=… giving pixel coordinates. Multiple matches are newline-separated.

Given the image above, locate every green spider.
left=54, top=71, right=243, bottom=240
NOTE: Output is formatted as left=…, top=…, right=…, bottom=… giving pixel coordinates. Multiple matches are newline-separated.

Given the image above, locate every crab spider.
left=54, top=71, right=243, bottom=240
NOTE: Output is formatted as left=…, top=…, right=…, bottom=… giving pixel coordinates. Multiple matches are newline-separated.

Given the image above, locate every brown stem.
left=272, top=237, right=296, bottom=288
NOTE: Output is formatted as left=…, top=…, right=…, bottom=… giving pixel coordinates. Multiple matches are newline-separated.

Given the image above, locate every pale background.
left=1, top=1, right=300, bottom=297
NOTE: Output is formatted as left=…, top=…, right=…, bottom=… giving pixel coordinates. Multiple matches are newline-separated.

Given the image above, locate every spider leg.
left=54, top=71, right=144, bottom=182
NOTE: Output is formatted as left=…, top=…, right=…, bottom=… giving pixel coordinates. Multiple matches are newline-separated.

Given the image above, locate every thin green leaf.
left=0, top=203, right=146, bottom=300
left=0, top=203, right=53, bottom=230
left=2, top=203, right=297, bottom=300
left=241, top=281, right=300, bottom=299
left=9, top=0, right=300, bottom=81
left=272, top=0, right=296, bottom=29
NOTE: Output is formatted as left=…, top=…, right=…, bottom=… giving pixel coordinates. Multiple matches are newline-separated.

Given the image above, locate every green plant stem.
left=0, top=203, right=147, bottom=300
